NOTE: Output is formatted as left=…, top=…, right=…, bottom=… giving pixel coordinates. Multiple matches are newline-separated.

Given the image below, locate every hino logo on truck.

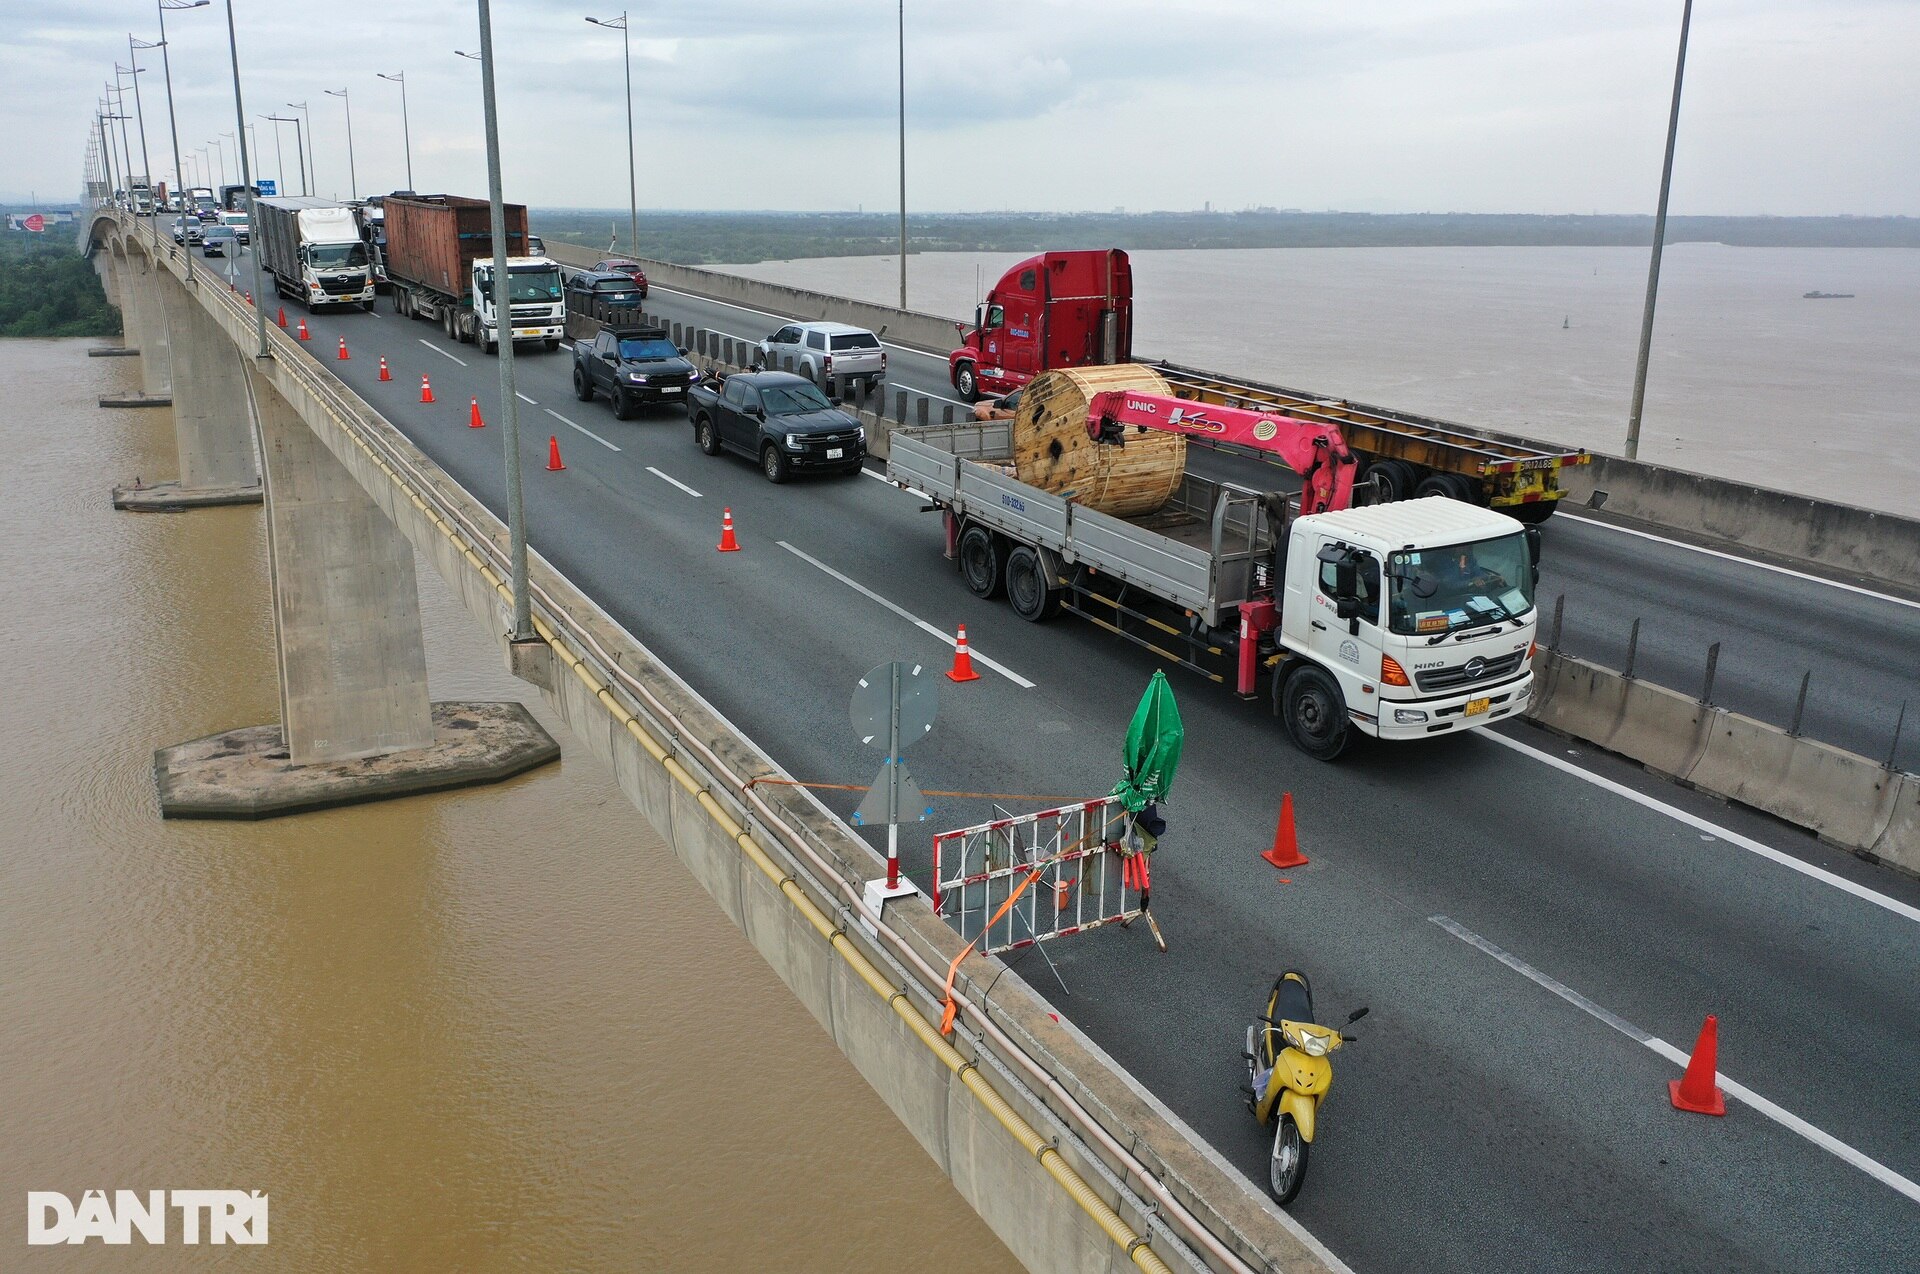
left=1464, top=657, right=1488, bottom=679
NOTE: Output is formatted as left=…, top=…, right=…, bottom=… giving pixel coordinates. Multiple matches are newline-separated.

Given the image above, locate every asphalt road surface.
left=241, top=255, right=1920, bottom=1272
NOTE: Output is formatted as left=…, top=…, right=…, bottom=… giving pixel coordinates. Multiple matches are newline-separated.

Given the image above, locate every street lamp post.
left=280, top=107, right=310, bottom=196
left=472, top=2, right=532, bottom=642
left=1626, top=0, right=1694, bottom=462
left=127, top=42, right=161, bottom=247
left=897, top=0, right=906, bottom=308
left=109, top=75, right=138, bottom=196
left=377, top=72, right=413, bottom=191
left=219, top=0, right=269, bottom=356
left=263, top=116, right=290, bottom=192
left=585, top=13, right=638, bottom=258
left=156, top=0, right=208, bottom=280
left=209, top=137, right=226, bottom=189
left=287, top=101, right=315, bottom=194
left=323, top=88, right=357, bottom=200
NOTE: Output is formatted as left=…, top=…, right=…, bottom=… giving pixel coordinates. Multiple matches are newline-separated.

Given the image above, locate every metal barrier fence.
left=933, top=797, right=1141, bottom=956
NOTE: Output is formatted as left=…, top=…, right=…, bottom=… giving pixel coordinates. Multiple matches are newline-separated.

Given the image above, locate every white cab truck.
left=381, top=194, right=564, bottom=353
left=255, top=196, right=376, bottom=311
left=888, top=419, right=1542, bottom=759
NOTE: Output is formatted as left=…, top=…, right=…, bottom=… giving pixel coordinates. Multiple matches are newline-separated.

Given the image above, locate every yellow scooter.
left=1243, top=971, right=1368, bottom=1204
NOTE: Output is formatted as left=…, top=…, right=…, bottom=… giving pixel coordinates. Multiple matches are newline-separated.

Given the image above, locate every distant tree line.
left=532, top=209, right=1920, bottom=266
left=0, top=233, right=119, bottom=338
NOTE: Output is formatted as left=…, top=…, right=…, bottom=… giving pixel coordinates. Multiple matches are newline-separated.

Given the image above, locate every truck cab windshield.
left=761, top=384, right=833, bottom=416
left=478, top=266, right=562, bottom=303
left=307, top=242, right=369, bottom=269
left=1388, top=533, right=1533, bottom=635
left=617, top=337, right=678, bottom=361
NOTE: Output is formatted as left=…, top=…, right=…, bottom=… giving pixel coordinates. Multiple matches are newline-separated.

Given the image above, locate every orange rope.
left=937, top=828, right=1100, bottom=1035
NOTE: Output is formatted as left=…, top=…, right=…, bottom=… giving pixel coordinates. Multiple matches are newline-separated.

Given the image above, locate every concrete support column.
left=122, top=249, right=173, bottom=400
left=249, top=360, right=435, bottom=764
left=153, top=274, right=259, bottom=490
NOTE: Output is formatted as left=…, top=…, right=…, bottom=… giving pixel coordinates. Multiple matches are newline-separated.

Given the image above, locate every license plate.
left=661, top=386, right=681, bottom=394
left=1464, top=697, right=1491, bottom=717
left=826, top=447, right=844, bottom=459
left=514, top=328, right=537, bottom=336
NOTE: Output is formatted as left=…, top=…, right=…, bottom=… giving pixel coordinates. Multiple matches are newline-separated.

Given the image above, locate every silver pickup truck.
left=757, top=321, right=886, bottom=395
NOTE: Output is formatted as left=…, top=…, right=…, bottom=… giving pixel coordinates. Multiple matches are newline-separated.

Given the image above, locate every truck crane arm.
left=1085, top=390, right=1359, bottom=515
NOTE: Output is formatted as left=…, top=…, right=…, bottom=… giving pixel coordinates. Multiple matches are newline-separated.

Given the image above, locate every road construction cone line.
left=545, top=435, right=566, bottom=471
left=1261, top=793, right=1309, bottom=868
left=469, top=397, right=485, bottom=428
left=336, top=336, right=350, bottom=361
left=296, top=319, right=309, bottom=340
left=276, top=306, right=287, bottom=328
left=717, top=507, right=741, bottom=552
left=1669, top=1015, right=1727, bottom=1116
left=946, top=624, right=982, bottom=682
left=420, top=375, right=435, bottom=404
left=377, top=357, right=391, bottom=381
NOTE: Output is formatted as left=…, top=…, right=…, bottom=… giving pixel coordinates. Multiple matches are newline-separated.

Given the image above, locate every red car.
left=592, top=259, right=648, bottom=299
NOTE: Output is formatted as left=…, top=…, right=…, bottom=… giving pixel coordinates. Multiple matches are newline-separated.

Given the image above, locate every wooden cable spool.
left=1011, top=364, right=1186, bottom=517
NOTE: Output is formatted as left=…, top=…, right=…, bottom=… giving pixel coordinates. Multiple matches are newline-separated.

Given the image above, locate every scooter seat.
left=1270, top=973, right=1315, bottom=1026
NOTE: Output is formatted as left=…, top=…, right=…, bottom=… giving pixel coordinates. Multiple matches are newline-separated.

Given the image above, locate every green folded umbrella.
left=1113, top=670, right=1183, bottom=814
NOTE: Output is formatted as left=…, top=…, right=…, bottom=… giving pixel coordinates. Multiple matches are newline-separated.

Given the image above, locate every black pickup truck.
left=571, top=325, right=701, bottom=418
left=686, top=371, right=867, bottom=483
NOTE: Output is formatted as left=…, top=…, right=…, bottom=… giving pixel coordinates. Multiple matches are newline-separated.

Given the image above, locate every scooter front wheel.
left=1269, top=1113, right=1309, bottom=1205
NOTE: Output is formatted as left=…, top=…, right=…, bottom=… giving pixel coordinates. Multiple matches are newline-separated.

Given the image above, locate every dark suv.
left=564, top=270, right=645, bottom=316
left=572, top=325, right=699, bottom=418
left=685, top=371, right=866, bottom=482
left=592, top=258, right=649, bottom=299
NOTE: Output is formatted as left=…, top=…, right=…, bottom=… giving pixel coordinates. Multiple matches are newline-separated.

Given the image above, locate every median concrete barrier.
left=1528, top=648, right=1919, bottom=877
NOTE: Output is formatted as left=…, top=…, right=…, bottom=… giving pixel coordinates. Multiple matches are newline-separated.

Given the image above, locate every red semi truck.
left=947, top=250, right=1587, bottom=521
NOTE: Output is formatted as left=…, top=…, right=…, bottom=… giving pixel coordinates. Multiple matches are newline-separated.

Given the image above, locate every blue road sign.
left=257, top=179, right=276, bottom=197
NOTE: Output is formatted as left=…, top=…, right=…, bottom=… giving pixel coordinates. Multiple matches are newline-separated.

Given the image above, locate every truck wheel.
left=1416, top=473, right=1476, bottom=503
left=1005, top=546, right=1061, bottom=621
left=761, top=444, right=790, bottom=485
left=481, top=328, right=498, bottom=355
left=695, top=416, right=722, bottom=456
left=573, top=367, right=595, bottom=402
left=392, top=289, right=409, bottom=318
left=958, top=524, right=1005, bottom=599
left=545, top=337, right=561, bottom=352
left=1509, top=501, right=1557, bottom=525
left=443, top=309, right=457, bottom=341
left=1362, top=459, right=1418, bottom=503
left=1280, top=666, right=1350, bottom=761
left=613, top=390, right=634, bottom=421
left=954, top=362, right=980, bottom=402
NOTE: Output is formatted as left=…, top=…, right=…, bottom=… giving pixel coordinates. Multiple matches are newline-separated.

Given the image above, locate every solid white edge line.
left=650, top=283, right=974, bottom=408
left=777, top=540, right=1035, bottom=688
left=1430, top=915, right=1920, bottom=1207
left=646, top=466, right=703, bottom=497
left=418, top=338, right=466, bottom=367
left=543, top=408, right=620, bottom=452
left=1554, top=512, right=1920, bottom=612
left=1483, top=730, right=1920, bottom=925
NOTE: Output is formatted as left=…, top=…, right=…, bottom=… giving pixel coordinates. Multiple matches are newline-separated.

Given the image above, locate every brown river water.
left=0, top=337, right=1018, bottom=1271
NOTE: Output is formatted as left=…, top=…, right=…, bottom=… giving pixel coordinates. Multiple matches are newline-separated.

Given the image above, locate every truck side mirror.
left=1524, top=526, right=1543, bottom=587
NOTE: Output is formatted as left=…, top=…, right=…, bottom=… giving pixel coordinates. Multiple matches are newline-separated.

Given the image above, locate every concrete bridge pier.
left=97, top=241, right=172, bottom=409
left=152, top=359, right=556, bottom=817
left=111, top=259, right=264, bottom=511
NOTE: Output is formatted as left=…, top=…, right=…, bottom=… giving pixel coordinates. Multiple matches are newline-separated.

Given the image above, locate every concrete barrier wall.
left=123, top=220, right=1340, bottom=1274
left=1527, top=648, right=1919, bottom=877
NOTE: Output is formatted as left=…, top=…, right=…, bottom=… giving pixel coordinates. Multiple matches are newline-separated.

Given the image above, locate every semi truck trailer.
left=889, top=366, right=1542, bottom=759
left=255, top=196, right=376, bottom=311
left=382, top=194, right=564, bottom=353
left=948, top=249, right=1588, bottom=521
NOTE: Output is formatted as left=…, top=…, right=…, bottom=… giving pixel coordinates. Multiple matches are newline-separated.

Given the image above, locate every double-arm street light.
left=262, top=115, right=291, bottom=191
left=286, top=101, right=315, bottom=194
left=376, top=72, right=414, bottom=191
left=155, top=0, right=207, bottom=278
left=209, top=137, right=226, bottom=189
left=585, top=13, right=638, bottom=257
left=323, top=87, right=358, bottom=200
left=127, top=39, right=159, bottom=246
left=275, top=107, right=310, bottom=195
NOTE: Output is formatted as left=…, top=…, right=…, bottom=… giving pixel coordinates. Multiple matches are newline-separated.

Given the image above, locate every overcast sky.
left=5, top=0, right=1915, bottom=215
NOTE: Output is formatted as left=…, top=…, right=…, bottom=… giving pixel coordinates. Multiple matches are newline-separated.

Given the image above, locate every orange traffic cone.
left=336, top=336, right=350, bottom=361
left=1668, top=1015, right=1727, bottom=1115
left=1260, top=794, right=1309, bottom=868
left=296, top=318, right=309, bottom=340
left=420, top=374, right=435, bottom=404
left=717, top=507, right=741, bottom=553
left=468, top=397, right=485, bottom=428
left=946, top=624, right=982, bottom=682
left=245, top=291, right=253, bottom=305
left=545, top=435, right=566, bottom=471
left=276, top=306, right=287, bottom=328
left=377, top=356, right=391, bottom=382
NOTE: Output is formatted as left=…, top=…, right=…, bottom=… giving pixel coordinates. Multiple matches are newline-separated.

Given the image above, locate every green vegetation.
left=0, top=231, right=119, bottom=338
left=531, top=209, right=1920, bottom=267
